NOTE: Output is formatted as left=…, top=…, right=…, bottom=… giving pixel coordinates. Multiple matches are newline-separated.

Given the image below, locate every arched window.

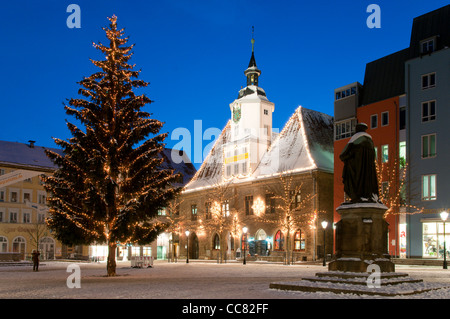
left=213, top=234, right=220, bottom=250
left=294, top=230, right=306, bottom=251
left=274, top=230, right=284, bottom=251
left=0, top=236, right=8, bottom=252
left=12, top=236, right=26, bottom=256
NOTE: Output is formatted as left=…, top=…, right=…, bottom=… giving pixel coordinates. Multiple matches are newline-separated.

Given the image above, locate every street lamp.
left=440, top=211, right=448, bottom=269
left=321, top=220, right=328, bottom=267
left=242, top=227, right=248, bottom=265
left=185, top=230, right=190, bottom=264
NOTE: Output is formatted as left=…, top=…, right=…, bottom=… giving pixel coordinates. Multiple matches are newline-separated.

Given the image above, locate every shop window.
left=423, top=221, right=449, bottom=258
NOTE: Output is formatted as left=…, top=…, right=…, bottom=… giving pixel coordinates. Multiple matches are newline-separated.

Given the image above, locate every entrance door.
left=39, top=237, right=55, bottom=260
left=12, top=236, right=26, bottom=260
left=189, top=232, right=199, bottom=259
left=157, top=246, right=166, bottom=259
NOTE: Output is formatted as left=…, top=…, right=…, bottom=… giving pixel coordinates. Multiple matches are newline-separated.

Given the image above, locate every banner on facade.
left=0, top=170, right=42, bottom=188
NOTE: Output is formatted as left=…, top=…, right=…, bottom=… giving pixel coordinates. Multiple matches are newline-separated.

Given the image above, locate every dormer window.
left=420, top=37, right=436, bottom=54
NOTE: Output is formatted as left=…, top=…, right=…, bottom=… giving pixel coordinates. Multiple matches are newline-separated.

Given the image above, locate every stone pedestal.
left=328, top=202, right=395, bottom=273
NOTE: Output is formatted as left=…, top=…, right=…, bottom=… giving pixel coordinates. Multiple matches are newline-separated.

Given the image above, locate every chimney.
left=28, top=140, right=36, bottom=148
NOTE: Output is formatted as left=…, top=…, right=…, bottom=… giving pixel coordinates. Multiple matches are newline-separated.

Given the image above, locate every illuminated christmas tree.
left=42, top=16, right=180, bottom=276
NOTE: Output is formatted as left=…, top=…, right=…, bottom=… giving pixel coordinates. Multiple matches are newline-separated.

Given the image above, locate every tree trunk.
left=107, top=241, right=117, bottom=276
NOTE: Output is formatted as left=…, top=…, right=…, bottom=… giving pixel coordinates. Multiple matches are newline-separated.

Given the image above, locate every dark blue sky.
left=0, top=1, right=448, bottom=168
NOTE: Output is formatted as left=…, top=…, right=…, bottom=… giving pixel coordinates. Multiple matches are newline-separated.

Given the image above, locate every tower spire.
left=251, top=26, right=255, bottom=53
left=245, top=26, right=261, bottom=86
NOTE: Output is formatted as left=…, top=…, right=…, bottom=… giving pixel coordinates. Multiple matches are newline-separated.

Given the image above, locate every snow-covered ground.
left=0, top=260, right=449, bottom=299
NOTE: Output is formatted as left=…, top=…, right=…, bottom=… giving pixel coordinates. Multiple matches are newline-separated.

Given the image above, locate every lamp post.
left=243, top=227, right=248, bottom=265
left=185, top=230, right=190, bottom=264
left=440, top=211, right=448, bottom=269
left=321, top=220, right=328, bottom=267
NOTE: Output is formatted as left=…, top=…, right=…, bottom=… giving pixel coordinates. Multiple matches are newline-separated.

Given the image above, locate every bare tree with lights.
left=42, top=16, right=180, bottom=276
left=258, top=173, right=319, bottom=265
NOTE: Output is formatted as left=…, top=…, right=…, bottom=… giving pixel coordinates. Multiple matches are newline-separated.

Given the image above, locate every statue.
left=339, top=123, right=379, bottom=203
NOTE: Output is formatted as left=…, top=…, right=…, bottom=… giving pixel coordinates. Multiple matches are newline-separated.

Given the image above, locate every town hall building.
left=176, top=37, right=334, bottom=263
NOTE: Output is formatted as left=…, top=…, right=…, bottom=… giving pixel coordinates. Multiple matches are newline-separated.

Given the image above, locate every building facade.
left=0, top=140, right=195, bottom=262
left=0, top=140, right=80, bottom=261
left=333, top=4, right=450, bottom=259
left=176, top=39, right=334, bottom=263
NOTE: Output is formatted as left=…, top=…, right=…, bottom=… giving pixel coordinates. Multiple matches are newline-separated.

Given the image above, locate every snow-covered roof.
left=0, top=140, right=196, bottom=185
left=159, top=148, right=197, bottom=186
left=0, top=140, right=63, bottom=171
left=184, top=106, right=333, bottom=192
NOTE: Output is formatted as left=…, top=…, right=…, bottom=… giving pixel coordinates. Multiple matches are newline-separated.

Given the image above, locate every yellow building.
left=0, top=140, right=88, bottom=261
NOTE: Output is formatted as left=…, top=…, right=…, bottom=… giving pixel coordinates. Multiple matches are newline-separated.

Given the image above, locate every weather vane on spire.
left=251, top=26, right=255, bottom=52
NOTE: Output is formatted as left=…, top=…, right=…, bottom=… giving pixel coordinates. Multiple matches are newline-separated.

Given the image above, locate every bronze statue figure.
left=339, top=123, right=379, bottom=203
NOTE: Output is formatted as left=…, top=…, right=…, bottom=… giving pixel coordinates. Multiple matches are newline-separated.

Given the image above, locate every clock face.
left=233, top=106, right=241, bottom=123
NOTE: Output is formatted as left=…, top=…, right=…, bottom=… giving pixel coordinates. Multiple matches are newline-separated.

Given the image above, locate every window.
left=222, top=200, right=230, bottom=217
left=374, top=146, right=378, bottom=162
left=422, top=134, right=436, bottom=158
left=157, top=208, right=166, bottom=216
left=23, top=212, right=31, bottom=224
left=265, top=194, right=275, bottom=214
left=420, top=38, right=435, bottom=54
left=23, top=192, right=31, bottom=203
left=294, top=230, right=306, bottom=251
left=290, top=190, right=301, bottom=211
left=422, top=73, right=436, bottom=89
left=213, top=234, right=220, bottom=250
left=205, top=202, right=212, bottom=219
left=422, top=101, right=436, bottom=122
left=9, top=211, right=18, bottom=223
left=335, top=86, right=357, bottom=100
left=422, top=174, right=436, bottom=201
left=245, top=196, right=253, bottom=215
left=10, top=191, right=18, bottom=203
left=371, top=114, right=378, bottom=129
left=382, top=144, right=389, bottom=163
left=0, top=190, right=4, bottom=202
left=399, top=107, right=406, bottom=130
left=264, top=109, right=268, bottom=115
left=0, top=236, right=7, bottom=252
left=191, top=204, right=198, bottom=221
left=38, top=213, right=45, bottom=224
left=0, top=209, right=4, bottom=222
left=274, top=230, right=284, bottom=251
left=381, top=111, right=389, bottom=126
left=399, top=141, right=406, bottom=169
left=335, top=119, right=356, bottom=140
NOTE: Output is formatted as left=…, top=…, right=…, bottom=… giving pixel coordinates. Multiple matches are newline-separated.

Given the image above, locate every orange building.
left=333, top=49, right=409, bottom=258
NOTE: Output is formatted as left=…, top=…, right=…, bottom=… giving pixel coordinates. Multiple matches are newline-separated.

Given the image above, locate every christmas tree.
left=42, top=16, right=180, bottom=276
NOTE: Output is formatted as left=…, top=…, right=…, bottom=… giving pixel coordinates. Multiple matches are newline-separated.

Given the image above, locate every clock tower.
left=224, top=31, right=275, bottom=179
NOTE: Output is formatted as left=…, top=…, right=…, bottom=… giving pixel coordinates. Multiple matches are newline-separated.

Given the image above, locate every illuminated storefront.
left=422, top=219, right=450, bottom=258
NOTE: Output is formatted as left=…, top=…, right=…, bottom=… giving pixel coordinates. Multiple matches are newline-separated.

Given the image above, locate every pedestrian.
left=32, top=249, right=40, bottom=272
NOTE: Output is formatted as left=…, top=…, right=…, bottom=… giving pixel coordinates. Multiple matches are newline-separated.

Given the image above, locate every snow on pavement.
left=0, top=261, right=450, bottom=299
